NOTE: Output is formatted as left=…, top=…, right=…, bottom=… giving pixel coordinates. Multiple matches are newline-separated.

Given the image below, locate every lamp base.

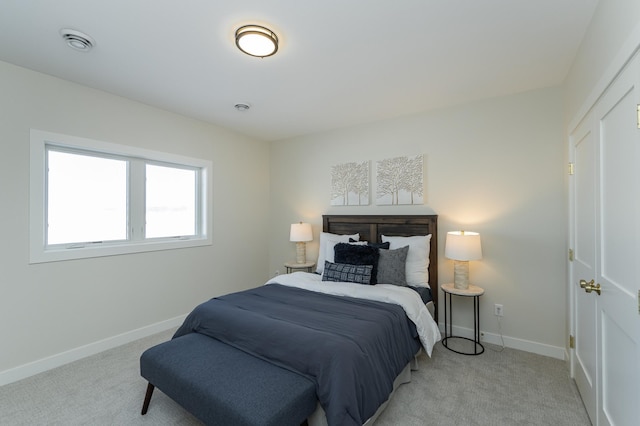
left=295, top=242, right=306, bottom=264
left=453, top=260, right=470, bottom=290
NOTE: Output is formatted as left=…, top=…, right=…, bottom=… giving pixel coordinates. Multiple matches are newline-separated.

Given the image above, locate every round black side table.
left=442, top=282, right=485, bottom=355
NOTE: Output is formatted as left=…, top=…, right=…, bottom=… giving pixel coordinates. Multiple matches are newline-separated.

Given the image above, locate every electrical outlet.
left=494, top=304, right=504, bottom=316
left=274, top=270, right=280, bottom=277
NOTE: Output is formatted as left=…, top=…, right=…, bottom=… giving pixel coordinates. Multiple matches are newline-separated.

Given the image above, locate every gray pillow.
left=377, top=246, right=409, bottom=286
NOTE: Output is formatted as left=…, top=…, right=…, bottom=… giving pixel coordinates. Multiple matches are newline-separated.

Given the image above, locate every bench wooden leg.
left=141, top=383, right=155, bottom=415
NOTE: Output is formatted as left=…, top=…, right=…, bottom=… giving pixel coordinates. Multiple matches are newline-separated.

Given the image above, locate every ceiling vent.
left=60, top=29, right=95, bottom=52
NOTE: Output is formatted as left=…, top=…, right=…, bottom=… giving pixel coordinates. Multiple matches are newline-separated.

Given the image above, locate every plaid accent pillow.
left=322, top=261, right=373, bottom=285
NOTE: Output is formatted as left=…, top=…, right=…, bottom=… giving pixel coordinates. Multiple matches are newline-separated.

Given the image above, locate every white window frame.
left=29, top=129, right=213, bottom=263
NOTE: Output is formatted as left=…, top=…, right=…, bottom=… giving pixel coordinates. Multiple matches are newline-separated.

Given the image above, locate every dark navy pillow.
left=349, top=238, right=390, bottom=250
left=334, top=243, right=380, bottom=284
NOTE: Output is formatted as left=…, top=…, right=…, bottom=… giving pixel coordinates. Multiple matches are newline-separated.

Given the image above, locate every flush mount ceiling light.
left=60, top=28, right=95, bottom=52
left=235, top=25, right=278, bottom=58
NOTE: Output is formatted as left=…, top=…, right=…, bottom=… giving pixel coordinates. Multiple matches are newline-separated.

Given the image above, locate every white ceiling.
left=0, top=0, right=598, bottom=142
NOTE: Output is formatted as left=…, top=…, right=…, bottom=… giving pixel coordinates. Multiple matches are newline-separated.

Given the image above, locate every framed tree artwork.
left=330, top=161, right=370, bottom=206
left=376, top=155, right=424, bottom=205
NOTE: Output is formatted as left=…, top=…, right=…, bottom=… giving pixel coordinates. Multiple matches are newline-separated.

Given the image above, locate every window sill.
left=29, top=237, right=212, bottom=264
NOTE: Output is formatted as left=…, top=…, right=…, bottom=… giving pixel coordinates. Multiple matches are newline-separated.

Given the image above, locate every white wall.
left=269, top=87, right=566, bottom=357
left=0, top=61, right=270, bottom=383
left=564, top=0, right=640, bottom=122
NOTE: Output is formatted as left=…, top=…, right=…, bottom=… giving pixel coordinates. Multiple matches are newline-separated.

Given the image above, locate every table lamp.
left=445, top=231, right=482, bottom=290
left=290, top=222, right=313, bottom=264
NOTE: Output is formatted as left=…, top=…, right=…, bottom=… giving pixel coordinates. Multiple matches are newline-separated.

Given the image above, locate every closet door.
left=570, top=51, right=640, bottom=426
left=593, top=52, right=640, bottom=426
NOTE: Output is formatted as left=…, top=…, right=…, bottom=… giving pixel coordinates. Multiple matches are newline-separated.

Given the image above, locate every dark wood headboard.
left=323, top=214, right=438, bottom=320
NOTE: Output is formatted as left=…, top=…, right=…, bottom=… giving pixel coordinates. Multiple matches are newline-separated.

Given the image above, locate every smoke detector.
left=60, top=29, right=95, bottom=52
left=234, top=103, right=251, bottom=112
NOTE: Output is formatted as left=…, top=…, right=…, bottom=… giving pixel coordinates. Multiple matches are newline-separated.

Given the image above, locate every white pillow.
left=381, top=234, right=432, bottom=287
left=316, top=232, right=360, bottom=274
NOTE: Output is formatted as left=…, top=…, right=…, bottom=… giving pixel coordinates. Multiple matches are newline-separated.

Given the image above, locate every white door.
left=570, top=110, right=598, bottom=423
left=570, top=51, right=640, bottom=426
left=594, top=52, right=640, bottom=426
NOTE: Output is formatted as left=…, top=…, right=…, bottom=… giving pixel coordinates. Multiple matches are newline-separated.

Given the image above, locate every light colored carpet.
left=375, top=340, right=591, bottom=426
left=0, top=330, right=590, bottom=425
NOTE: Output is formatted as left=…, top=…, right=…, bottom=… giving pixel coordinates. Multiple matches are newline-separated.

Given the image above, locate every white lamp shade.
left=290, top=222, right=313, bottom=242
left=445, top=231, right=482, bottom=261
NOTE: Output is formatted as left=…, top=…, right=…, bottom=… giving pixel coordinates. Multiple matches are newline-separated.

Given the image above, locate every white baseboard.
left=439, top=323, right=566, bottom=360
left=2, top=316, right=566, bottom=387
left=0, top=315, right=186, bottom=387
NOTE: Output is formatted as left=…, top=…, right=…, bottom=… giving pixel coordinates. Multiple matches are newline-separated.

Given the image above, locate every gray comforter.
left=173, top=283, right=421, bottom=426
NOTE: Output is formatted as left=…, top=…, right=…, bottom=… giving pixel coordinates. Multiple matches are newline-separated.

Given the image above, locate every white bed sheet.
left=266, top=272, right=441, bottom=356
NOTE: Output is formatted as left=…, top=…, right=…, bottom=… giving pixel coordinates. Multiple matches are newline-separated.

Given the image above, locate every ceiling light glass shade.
left=235, top=25, right=278, bottom=58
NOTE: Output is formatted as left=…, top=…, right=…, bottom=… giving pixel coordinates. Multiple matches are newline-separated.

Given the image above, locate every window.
left=47, top=149, right=128, bottom=245
left=145, top=164, right=197, bottom=239
left=30, top=130, right=212, bottom=263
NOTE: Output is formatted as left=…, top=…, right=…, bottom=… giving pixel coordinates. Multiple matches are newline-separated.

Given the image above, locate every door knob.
left=580, top=279, right=594, bottom=289
left=584, top=283, right=601, bottom=295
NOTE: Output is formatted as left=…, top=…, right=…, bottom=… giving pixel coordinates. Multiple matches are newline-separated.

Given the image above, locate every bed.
left=141, top=214, right=440, bottom=426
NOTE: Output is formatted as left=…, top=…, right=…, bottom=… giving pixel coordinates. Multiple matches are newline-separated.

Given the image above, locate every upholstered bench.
left=140, top=333, right=317, bottom=426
